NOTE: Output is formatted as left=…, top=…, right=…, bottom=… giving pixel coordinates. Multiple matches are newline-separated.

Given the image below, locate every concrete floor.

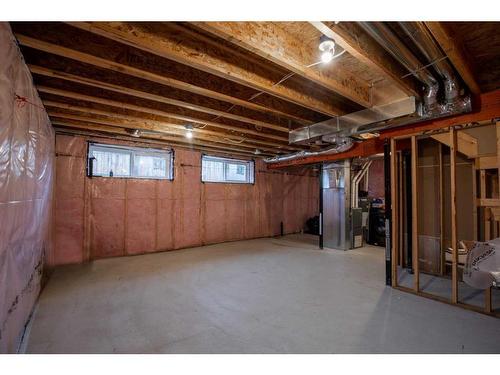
left=26, top=235, right=500, bottom=353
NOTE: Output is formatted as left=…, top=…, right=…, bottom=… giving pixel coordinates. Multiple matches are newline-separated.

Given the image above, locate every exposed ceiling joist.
left=424, top=22, right=481, bottom=95
left=45, top=108, right=297, bottom=151
left=194, top=22, right=372, bottom=108
left=37, top=86, right=291, bottom=142
left=66, top=22, right=346, bottom=117
left=27, top=64, right=291, bottom=133
left=310, top=22, right=420, bottom=100
left=53, top=122, right=270, bottom=158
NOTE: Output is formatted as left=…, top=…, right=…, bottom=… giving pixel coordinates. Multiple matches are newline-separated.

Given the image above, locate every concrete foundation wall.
left=51, top=134, right=319, bottom=266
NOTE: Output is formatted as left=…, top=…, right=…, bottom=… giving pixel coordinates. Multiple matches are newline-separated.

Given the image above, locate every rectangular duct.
left=289, top=96, right=418, bottom=144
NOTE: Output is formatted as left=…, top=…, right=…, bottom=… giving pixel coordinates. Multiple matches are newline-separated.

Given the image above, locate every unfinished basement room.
left=1, top=3, right=500, bottom=363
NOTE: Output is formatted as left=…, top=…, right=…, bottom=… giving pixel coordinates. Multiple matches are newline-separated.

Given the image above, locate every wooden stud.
left=450, top=129, right=458, bottom=304
left=398, top=151, right=404, bottom=267
left=411, top=136, right=419, bottom=292
left=390, top=138, right=398, bottom=287
left=439, top=143, right=445, bottom=276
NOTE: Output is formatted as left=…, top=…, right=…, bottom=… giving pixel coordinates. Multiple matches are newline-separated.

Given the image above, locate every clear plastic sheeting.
left=463, top=238, right=500, bottom=289
left=0, top=23, right=54, bottom=353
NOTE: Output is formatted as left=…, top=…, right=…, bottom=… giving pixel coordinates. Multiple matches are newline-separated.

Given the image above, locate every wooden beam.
left=425, top=22, right=481, bottom=95
left=310, top=22, right=419, bottom=99
left=194, top=22, right=372, bottom=107
left=53, top=122, right=268, bottom=158
left=450, top=129, right=458, bottom=304
left=411, top=136, right=419, bottom=292
left=16, top=37, right=301, bottom=133
left=431, top=131, right=478, bottom=158
left=390, top=138, right=398, bottom=287
left=476, top=198, right=500, bottom=207
left=475, top=155, right=498, bottom=170
left=47, top=110, right=292, bottom=152
left=66, top=22, right=346, bottom=116
left=51, top=120, right=275, bottom=157
left=37, top=86, right=291, bottom=140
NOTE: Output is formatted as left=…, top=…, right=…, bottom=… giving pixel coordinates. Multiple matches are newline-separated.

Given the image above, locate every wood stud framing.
left=390, top=138, right=398, bottom=287
left=450, top=128, right=458, bottom=304
left=411, top=136, right=419, bottom=292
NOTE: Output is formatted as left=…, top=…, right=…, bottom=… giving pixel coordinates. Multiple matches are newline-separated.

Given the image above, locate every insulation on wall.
left=367, top=159, right=384, bottom=198
left=51, top=134, right=319, bottom=265
left=0, top=23, right=54, bottom=353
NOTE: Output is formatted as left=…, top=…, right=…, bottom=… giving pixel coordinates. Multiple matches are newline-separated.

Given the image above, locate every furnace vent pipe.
left=352, top=161, right=372, bottom=209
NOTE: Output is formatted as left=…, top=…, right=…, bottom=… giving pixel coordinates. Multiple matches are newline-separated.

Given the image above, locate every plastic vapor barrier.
left=0, top=23, right=54, bottom=353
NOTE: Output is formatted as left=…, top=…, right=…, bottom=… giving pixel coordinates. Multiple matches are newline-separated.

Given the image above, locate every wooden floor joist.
left=38, top=86, right=292, bottom=141
left=194, top=22, right=372, bottom=108
left=66, top=22, right=347, bottom=117
left=47, top=111, right=294, bottom=152
left=29, top=65, right=297, bottom=134
left=310, top=21, right=420, bottom=99
left=52, top=121, right=275, bottom=157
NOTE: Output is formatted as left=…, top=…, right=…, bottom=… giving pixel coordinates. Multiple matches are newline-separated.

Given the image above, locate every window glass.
left=226, top=162, right=247, bottom=182
left=88, top=143, right=173, bottom=180
left=202, top=155, right=254, bottom=184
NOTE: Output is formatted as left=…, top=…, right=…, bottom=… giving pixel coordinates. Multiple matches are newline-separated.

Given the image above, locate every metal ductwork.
left=264, top=137, right=354, bottom=163
left=265, top=22, right=472, bottom=165
left=358, top=21, right=439, bottom=109
left=398, top=22, right=461, bottom=104
left=289, top=96, right=418, bottom=145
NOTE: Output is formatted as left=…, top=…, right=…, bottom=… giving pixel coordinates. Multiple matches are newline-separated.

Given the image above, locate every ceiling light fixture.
left=319, top=35, right=336, bottom=64
left=185, top=124, right=194, bottom=139
left=254, top=149, right=261, bottom=155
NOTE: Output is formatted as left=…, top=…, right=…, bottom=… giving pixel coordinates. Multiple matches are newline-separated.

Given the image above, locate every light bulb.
left=186, top=130, right=193, bottom=139
left=321, top=50, right=334, bottom=63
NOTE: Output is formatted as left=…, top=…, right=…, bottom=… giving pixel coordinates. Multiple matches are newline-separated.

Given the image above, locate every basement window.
left=87, top=143, right=173, bottom=180
left=201, top=155, right=254, bottom=184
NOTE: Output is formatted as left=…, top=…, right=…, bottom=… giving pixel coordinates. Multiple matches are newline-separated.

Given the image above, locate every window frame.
left=87, top=142, right=174, bottom=180
left=201, top=154, right=255, bottom=184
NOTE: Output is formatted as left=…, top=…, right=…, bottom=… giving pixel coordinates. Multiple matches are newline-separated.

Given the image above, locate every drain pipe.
left=358, top=22, right=439, bottom=110
left=398, top=22, right=460, bottom=103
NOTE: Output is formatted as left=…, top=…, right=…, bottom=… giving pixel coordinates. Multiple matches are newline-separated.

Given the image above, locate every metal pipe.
left=358, top=22, right=439, bottom=109
left=352, top=161, right=372, bottom=208
left=399, top=22, right=460, bottom=103
left=263, top=137, right=354, bottom=163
